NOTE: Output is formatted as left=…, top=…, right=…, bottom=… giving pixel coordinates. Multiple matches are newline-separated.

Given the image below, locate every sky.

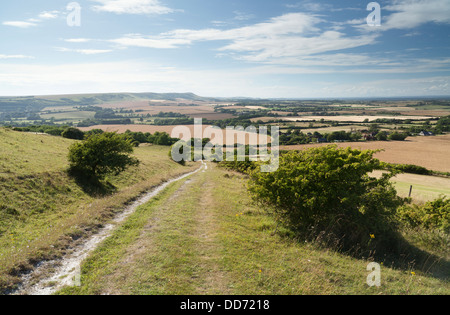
left=0, top=0, right=450, bottom=98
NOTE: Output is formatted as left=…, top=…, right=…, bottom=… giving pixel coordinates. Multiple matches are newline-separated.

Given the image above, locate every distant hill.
left=0, top=92, right=218, bottom=114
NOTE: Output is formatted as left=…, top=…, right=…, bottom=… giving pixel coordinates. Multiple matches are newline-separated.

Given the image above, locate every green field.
left=372, top=171, right=450, bottom=203
left=39, top=111, right=96, bottom=121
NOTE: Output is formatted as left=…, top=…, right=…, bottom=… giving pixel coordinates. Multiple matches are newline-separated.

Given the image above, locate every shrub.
left=391, top=163, right=431, bottom=175
left=219, top=158, right=258, bottom=174
left=62, top=127, right=85, bottom=140
left=397, top=197, right=450, bottom=233
left=248, top=145, right=405, bottom=255
left=388, top=132, right=408, bottom=141
left=68, top=132, right=139, bottom=181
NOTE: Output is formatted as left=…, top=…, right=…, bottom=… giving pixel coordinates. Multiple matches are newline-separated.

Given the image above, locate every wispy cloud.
left=109, top=12, right=379, bottom=65
left=233, top=11, right=255, bottom=21
left=0, top=54, right=34, bottom=59
left=352, top=0, right=450, bottom=32
left=91, top=0, right=174, bottom=15
left=64, top=38, right=93, bottom=43
left=109, top=34, right=191, bottom=49
left=2, top=21, right=38, bottom=28
left=383, top=0, right=450, bottom=30
left=56, top=47, right=113, bottom=55
left=38, top=11, right=60, bottom=20
left=2, top=10, right=60, bottom=28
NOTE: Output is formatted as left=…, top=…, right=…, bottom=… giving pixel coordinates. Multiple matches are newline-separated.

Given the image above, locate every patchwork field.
left=79, top=124, right=270, bottom=146
left=281, top=115, right=436, bottom=123
left=281, top=134, right=450, bottom=173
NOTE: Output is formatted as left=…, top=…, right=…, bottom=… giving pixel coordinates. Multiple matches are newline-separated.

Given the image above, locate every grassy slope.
left=0, top=128, right=197, bottom=291
left=59, top=164, right=449, bottom=295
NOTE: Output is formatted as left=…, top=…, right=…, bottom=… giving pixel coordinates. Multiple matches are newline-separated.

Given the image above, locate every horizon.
left=1, top=0, right=450, bottom=98
left=2, top=91, right=450, bottom=101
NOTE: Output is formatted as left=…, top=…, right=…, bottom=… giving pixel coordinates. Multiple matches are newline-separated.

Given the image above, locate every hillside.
left=1, top=128, right=448, bottom=295
left=0, top=128, right=197, bottom=291
left=0, top=92, right=214, bottom=113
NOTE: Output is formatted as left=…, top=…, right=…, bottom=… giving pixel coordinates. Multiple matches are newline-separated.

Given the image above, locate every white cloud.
left=0, top=60, right=449, bottom=98
left=0, top=54, right=34, bottom=59
left=38, top=11, right=60, bottom=19
left=109, top=34, right=191, bottom=49
left=2, top=10, right=60, bottom=28
left=354, top=0, right=450, bottom=32
left=91, top=0, right=173, bottom=15
left=2, top=21, right=38, bottom=28
left=384, top=0, right=450, bottom=30
left=64, top=38, right=93, bottom=43
left=109, top=13, right=379, bottom=65
left=56, top=47, right=113, bottom=55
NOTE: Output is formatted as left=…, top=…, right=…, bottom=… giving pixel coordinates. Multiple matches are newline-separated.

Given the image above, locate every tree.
left=376, top=131, right=388, bottom=141
left=62, top=127, right=85, bottom=140
left=388, top=132, right=408, bottom=141
left=68, top=132, right=139, bottom=181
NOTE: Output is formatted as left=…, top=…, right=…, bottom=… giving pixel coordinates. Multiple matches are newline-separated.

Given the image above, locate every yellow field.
left=79, top=124, right=270, bottom=146
left=281, top=134, right=450, bottom=173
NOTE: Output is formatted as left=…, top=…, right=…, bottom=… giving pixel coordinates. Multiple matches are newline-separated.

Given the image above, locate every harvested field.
left=79, top=124, right=270, bottom=146
left=287, top=125, right=371, bottom=134
left=186, top=113, right=235, bottom=120
left=281, top=134, right=450, bottom=173
left=97, top=100, right=235, bottom=118
left=281, top=115, right=436, bottom=123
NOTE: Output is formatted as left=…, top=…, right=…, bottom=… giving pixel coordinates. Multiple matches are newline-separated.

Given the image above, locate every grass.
left=39, top=111, right=96, bottom=121
left=0, top=128, right=197, bottom=292
left=58, top=164, right=449, bottom=295
left=371, top=170, right=450, bottom=203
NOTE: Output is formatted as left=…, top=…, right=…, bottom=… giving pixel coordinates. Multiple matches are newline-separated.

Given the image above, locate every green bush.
left=248, top=145, right=405, bottom=255
left=388, top=132, right=408, bottom=141
left=397, top=197, right=450, bottom=233
left=387, top=163, right=432, bottom=175
left=61, top=127, right=85, bottom=140
left=219, top=158, right=258, bottom=174
left=68, top=132, right=139, bottom=181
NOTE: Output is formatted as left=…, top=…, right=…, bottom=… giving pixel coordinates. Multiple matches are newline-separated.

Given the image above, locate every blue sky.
left=1, top=0, right=450, bottom=98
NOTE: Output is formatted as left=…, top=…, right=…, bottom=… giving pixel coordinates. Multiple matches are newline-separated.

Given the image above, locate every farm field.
left=281, top=134, right=450, bottom=173
left=40, top=111, right=96, bottom=121
left=371, top=171, right=450, bottom=203
left=79, top=124, right=270, bottom=146
left=97, top=100, right=228, bottom=117
left=280, top=115, right=436, bottom=123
